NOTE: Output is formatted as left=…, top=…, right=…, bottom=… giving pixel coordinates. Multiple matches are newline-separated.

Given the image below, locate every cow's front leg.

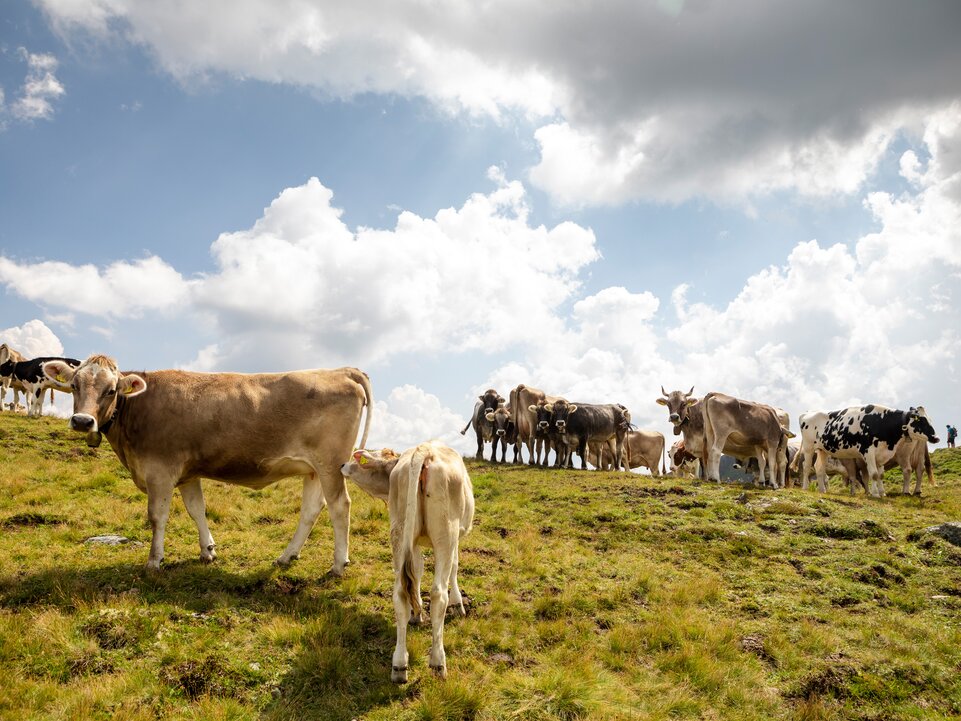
left=278, top=469, right=337, bottom=571
left=145, top=475, right=175, bottom=571
left=179, top=479, right=216, bottom=563
left=475, top=429, right=484, bottom=461
left=865, top=451, right=884, bottom=497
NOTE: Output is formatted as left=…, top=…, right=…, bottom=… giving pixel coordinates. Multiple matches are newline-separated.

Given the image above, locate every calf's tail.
left=925, top=446, right=935, bottom=487
left=400, top=444, right=431, bottom=610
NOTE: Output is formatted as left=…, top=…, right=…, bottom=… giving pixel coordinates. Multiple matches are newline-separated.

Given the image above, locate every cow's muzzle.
left=70, top=413, right=97, bottom=433
left=555, top=421, right=566, bottom=430
left=538, top=421, right=549, bottom=430
left=668, top=413, right=680, bottom=425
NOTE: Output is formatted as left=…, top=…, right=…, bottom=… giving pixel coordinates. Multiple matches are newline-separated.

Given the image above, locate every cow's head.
left=43, top=355, right=146, bottom=441
left=479, top=388, right=505, bottom=414
left=340, top=448, right=399, bottom=502
left=656, top=386, right=697, bottom=433
left=0, top=344, right=12, bottom=366
left=529, top=401, right=553, bottom=433
left=904, top=407, right=938, bottom=444
left=548, top=399, right=578, bottom=432
left=485, top=406, right=512, bottom=437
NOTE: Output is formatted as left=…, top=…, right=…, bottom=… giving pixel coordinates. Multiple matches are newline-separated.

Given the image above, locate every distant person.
left=948, top=424, right=958, bottom=448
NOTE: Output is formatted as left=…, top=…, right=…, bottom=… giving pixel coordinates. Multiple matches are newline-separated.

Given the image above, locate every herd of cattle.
left=0, top=343, right=944, bottom=681
left=463, top=383, right=940, bottom=498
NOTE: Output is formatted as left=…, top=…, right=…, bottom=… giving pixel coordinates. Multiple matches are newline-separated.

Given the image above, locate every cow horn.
left=685, top=386, right=695, bottom=398
left=660, top=385, right=669, bottom=397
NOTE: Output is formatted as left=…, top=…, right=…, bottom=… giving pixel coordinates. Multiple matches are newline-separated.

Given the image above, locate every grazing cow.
left=460, top=389, right=504, bottom=461
left=510, top=384, right=564, bottom=465
left=669, top=440, right=700, bottom=478
left=548, top=400, right=630, bottom=471
left=485, top=405, right=517, bottom=463
left=793, top=422, right=861, bottom=492
left=43, top=354, right=372, bottom=573
left=341, top=442, right=474, bottom=683
left=656, top=387, right=792, bottom=487
left=812, top=405, right=938, bottom=497
left=589, top=430, right=666, bottom=475
left=8, top=356, right=81, bottom=416
left=0, top=344, right=26, bottom=412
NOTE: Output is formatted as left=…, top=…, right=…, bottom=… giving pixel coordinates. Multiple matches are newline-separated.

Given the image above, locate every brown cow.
left=657, top=387, right=793, bottom=486
left=589, top=430, right=666, bottom=474
left=43, top=354, right=372, bottom=574
left=0, top=343, right=26, bottom=412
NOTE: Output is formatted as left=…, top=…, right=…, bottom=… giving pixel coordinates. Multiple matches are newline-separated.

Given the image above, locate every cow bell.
left=86, top=431, right=103, bottom=448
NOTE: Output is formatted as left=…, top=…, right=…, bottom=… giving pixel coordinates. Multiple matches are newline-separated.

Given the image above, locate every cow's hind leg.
left=428, top=540, right=456, bottom=678
left=449, top=545, right=466, bottom=617
left=179, top=479, right=216, bottom=563
left=391, top=571, right=411, bottom=683
left=410, top=550, right=426, bottom=625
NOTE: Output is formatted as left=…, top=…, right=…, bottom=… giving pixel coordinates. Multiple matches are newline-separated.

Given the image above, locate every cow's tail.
left=400, top=443, right=431, bottom=613
left=459, top=418, right=472, bottom=436
left=49, top=388, right=54, bottom=404
left=347, top=369, right=374, bottom=450
left=925, top=446, right=935, bottom=487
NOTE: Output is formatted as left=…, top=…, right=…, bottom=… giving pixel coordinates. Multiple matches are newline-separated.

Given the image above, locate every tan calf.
left=342, top=441, right=474, bottom=683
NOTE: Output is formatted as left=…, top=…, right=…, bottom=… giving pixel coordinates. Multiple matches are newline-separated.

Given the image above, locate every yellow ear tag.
left=56, top=374, right=66, bottom=383
left=122, top=386, right=135, bottom=395
left=359, top=456, right=368, bottom=465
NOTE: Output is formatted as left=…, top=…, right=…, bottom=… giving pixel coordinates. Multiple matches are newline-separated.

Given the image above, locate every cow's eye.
left=102, top=388, right=117, bottom=398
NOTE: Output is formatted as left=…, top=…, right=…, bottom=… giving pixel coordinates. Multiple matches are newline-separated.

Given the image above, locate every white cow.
left=341, top=441, right=474, bottom=683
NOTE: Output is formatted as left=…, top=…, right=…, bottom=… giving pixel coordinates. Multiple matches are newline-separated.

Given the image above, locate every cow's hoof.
left=452, top=603, right=467, bottom=618
left=409, top=611, right=425, bottom=626
left=275, top=553, right=298, bottom=567
left=327, top=561, right=348, bottom=577
left=429, top=663, right=447, bottom=679
left=391, top=666, right=409, bottom=684
left=145, top=559, right=163, bottom=573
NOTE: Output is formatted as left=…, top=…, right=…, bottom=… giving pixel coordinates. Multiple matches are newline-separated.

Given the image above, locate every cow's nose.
left=70, top=414, right=95, bottom=432
left=340, top=463, right=348, bottom=474
left=669, top=413, right=680, bottom=423
left=496, top=430, right=505, bottom=436
left=538, top=421, right=548, bottom=429
left=931, top=436, right=940, bottom=444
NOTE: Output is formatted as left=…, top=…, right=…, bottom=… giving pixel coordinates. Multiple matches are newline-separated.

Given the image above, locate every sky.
left=1, top=0, right=960, bottom=459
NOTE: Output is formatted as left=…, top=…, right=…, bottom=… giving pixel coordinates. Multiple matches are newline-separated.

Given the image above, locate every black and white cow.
left=548, top=400, right=630, bottom=471
left=460, top=389, right=505, bottom=461
left=5, top=356, right=81, bottom=417
left=812, top=405, right=938, bottom=497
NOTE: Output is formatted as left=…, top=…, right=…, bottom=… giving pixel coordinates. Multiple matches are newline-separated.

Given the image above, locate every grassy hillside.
left=1, top=413, right=960, bottom=720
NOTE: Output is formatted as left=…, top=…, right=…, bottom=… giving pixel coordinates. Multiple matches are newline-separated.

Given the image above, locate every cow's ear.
left=686, top=398, right=698, bottom=406
left=485, top=412, right=496, bottom=422
left=568, top=404, right=578, bottom=413
left=544, top=403, right=553, bottom=412
left=655, top=397, right=668, bottom=406
left=42, top=361, right=76, bottom=388
left=118, top=373, right=147, bottom=397
left=478, top=395, right=485, bottom=401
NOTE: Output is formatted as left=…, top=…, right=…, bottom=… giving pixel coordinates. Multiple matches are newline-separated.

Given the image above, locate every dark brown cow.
left=589, top=430, right=666, bottom=474
left=510, top=384, right=562, bottom=465
left=460, top=388, right=504, bottom=460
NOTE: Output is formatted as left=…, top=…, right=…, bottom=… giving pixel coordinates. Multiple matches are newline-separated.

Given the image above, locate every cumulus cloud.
left=0, top=318, right=64, bottom=358
left=34, top=0, right=961, bottom=204
left=0, top=170, right=598, bottom=370
left=366, top=384, right=472, bottom=455
left=1, top=48, right=65, bottom=125
left=0, top=256, right=190, bottom=318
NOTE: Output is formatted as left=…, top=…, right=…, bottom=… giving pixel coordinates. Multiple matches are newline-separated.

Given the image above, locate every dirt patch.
left=620, top=485, right=692, bottom=499
left=68, top=653, right=115, bottom=677
left=1, top=512, right=66, bottom=528
left=807, top=520, right=894, bottom=541
left=853, top=563, right=905, bottom=589
left=789, top=654, right=859, bottom=699
left=740, top=634, right=777, bottom=666
left=273, top=575, right=307, bottom=595
left=162, top=657, right=237, bottom=700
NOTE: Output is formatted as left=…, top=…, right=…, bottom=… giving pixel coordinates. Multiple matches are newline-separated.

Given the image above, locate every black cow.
left=528, top=401, right=557, bottom=467
left=460, top=388, right=504, bottom=460
left=813, top=404, right=938, bottom=497
left=548, top=399, right=630, bottom=471
left=3, top=356, right=81, bottom=417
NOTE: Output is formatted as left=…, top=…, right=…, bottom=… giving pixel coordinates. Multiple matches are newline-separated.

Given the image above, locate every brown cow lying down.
left=341, top=441, right=474, bottom=683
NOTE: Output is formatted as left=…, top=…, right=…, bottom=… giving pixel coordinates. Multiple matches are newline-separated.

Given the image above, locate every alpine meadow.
left=2, top=413, right=960, bottom=720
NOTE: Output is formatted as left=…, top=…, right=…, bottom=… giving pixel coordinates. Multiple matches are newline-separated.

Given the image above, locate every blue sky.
left=1, top=0, right=959, bottom=454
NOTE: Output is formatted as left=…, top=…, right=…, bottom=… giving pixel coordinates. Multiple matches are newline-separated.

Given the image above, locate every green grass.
left=2, top=413, right=961, bottom=720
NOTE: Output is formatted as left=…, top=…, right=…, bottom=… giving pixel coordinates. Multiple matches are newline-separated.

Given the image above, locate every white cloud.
left=366, top=384, right=472, bottom=455
left=0, top=318, right=64, bottom=358
left=0, top=256, right=190, bottom=318
left=34, top=1, right=961, bottom=205
left=7, top=48, right=65, bottom=122
left=1, top=171, right=598, bottom=371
